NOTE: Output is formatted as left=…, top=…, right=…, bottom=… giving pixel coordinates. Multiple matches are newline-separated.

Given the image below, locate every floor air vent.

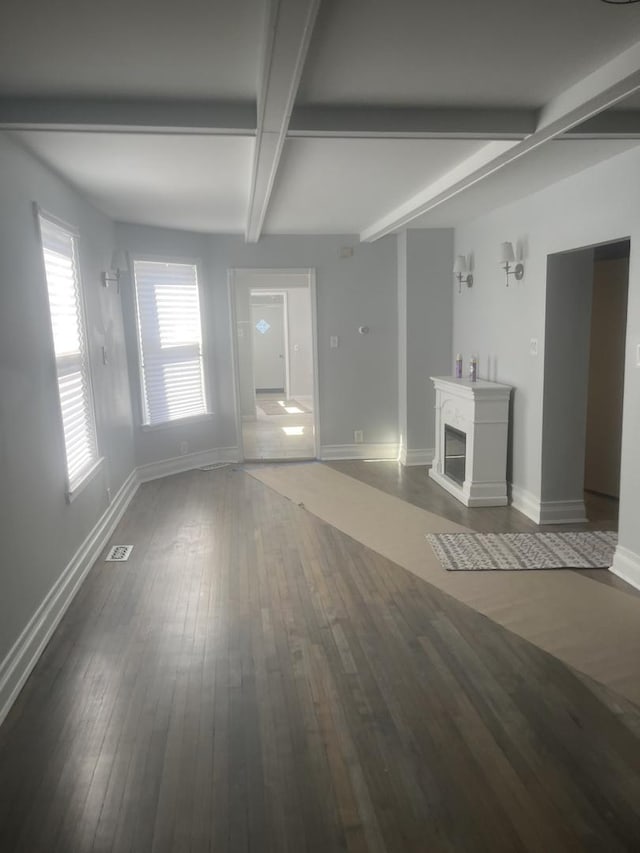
left=105, top=545, right=133, bottom=562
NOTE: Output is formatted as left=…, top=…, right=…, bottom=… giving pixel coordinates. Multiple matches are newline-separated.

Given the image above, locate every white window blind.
left=133, top=260, right=208, bottom=426
left=39, top=213, right=99, bottom=495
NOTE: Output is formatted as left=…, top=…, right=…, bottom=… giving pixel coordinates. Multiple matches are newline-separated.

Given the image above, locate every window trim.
left=35, top=204, right=102, bottom=501
left=131, top=254, right=210, bottom=428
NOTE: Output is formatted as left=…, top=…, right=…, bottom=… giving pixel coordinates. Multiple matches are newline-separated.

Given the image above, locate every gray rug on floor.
left=258, top=399, right=310, bottom=415
left=426, top=531, right=618, bottom=571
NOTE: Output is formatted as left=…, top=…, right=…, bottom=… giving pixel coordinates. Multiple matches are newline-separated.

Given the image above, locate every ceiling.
left=3, top=0, right=640, bottom=240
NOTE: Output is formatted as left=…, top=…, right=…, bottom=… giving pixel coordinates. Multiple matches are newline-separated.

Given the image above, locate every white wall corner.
left=510, top=484, right=542, bottom=524
left=400, top=448, right=434, bottom=467
left=0, top=469, right=139, bottom=727
left=137, top=447, right=240, bottom=483
left=610, top=545, right=640, bottom=592
left=320, top=443, right=399, bottom=461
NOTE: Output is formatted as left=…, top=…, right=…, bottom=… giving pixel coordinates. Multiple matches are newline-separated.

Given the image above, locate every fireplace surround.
left=429, top=376, right=512, bottom=507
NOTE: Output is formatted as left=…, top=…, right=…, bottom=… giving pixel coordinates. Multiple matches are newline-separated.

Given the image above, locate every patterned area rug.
left=426, top=531, right=618, bottom=571
left=258, top=399, right=310, bottom=416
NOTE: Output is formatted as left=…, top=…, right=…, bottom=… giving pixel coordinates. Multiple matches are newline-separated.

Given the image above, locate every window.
left=38, top=211, right=99, bottom=497
left=133, top=260, right=208, bottom=426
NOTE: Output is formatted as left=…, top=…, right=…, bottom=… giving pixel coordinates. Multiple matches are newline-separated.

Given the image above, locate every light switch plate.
left=529, top=338, right=538, bottom=356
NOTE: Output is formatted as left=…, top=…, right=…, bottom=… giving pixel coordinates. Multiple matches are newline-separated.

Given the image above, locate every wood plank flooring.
left=1, top=467, right=639, bottom=852
left=325, top=461, right=619, bottom=533
left=326, top=460, right=636, bottom=597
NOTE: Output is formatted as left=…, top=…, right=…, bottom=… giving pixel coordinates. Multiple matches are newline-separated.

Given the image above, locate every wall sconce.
left=102, top=250, right=129, bottom=291
left=500, top=242, right=524, bottom=286
left=453, top=255, right=473, bottom=293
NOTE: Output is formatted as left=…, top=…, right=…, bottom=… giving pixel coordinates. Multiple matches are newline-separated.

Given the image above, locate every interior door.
left=251, top=298, right=286, bottom=392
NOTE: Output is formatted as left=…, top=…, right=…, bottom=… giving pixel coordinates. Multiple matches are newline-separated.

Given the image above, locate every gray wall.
left=453, top=144, right=640, bottom=567
left=398, top=229, right=453, bottom=457
left=117, top=227, right=399, bottom=458
left=584, top=258, right=628, bottom=498
left=285, top=287, right=313, bottom=399
left=0, top=133, right=135, bottom=668
left=406, top=229, right=453, bottom=453
left=541, top=249, right=594, bottom=504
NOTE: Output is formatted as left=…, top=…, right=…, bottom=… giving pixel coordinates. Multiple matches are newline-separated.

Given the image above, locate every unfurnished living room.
left=2, top=1, right=640, bottom=850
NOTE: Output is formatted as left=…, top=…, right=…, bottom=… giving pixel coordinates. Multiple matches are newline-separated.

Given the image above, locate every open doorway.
left=230, top=269, right=319, bottom=461
left=251, top=292, right=289, bottom=395
left=541, top=239, right=629, bottom=526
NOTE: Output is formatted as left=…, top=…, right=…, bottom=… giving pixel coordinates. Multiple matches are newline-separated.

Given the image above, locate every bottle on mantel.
left=469, top=354, right=478, bottom=382
left=455, top=353, right=463, bottom=379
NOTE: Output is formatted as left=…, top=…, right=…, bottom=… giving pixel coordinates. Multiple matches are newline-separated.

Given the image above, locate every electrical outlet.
left=354, top=430, right=363, bottom=444
left=529, top=337, right=538, bottom=356
left=330, top=335, right=339, bottom=349
left=179, top=441, right=189, bottom=455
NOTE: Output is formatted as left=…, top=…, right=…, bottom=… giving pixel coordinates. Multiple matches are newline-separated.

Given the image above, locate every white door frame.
left=228, top=268, right=320, bottom=462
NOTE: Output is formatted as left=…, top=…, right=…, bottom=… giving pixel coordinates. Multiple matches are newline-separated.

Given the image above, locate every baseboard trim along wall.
left=611, top=545, right=640, bottom=592
left=137, top=447, right=240, bottom=483
left=510, top=485, right=541, bottom=523
left=320, top=443, right=399, bottom=461
left=510, top=487, right=587, bottom=525
left=538, top=499, right=587, bottom=525
left=400, top=448, right=434, bottom=467
left=0, top=469, right=139, bottom=727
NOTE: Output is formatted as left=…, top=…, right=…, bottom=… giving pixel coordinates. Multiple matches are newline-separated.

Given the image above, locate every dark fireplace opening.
left=444, top=425, right=466, bottom=486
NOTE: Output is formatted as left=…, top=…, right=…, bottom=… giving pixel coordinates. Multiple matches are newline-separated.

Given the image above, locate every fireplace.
left=444, top=425, right=466, bottom=486
left=429, top=376, right=512, bottom=507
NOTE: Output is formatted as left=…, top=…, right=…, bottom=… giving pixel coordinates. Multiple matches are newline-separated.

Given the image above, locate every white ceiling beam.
left=245, top=0, right=321, bottom=243
left=360, top=39, right=640, bottom=242
left=289, top=106, right=537, bottom=140
left=560, top=110, right=640, bottom=139
left=0, top=97, right=256, bottom=135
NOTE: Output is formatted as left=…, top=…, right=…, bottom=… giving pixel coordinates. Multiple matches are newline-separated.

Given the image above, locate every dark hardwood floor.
left=326, top=460, right=636, bottom=597
left=1, top=467, right=639, bottom=852
left=325, top=461, right=619, bottom=532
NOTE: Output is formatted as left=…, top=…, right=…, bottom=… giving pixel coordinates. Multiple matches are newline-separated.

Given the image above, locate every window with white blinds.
left=133, top=260, right=208, bottom=426
left=38, top=213, right=99, bottom=496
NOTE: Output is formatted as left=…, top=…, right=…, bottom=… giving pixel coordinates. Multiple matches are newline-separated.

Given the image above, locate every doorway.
left=541, top=239, right=629, bottom=525
left=251, top=292, right=288, bottom=394
left=230, top=269, right=319, bottom=461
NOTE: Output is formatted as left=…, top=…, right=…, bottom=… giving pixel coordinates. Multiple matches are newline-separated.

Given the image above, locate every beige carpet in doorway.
left=245, top=462, right=640, bottom=706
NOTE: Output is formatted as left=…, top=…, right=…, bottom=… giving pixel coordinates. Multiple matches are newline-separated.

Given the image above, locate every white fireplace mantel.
left=429, top=376, right=512, bottom=507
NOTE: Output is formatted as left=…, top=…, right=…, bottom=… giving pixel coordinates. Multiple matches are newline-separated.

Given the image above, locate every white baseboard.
left=510, top=488, right=587, bottom=525
left=538, top=499, right=587, bottom=525
left=0, top=469, right=139, bottom=727
left=510, top=485, right=542, bottom=523
left=320, top=443, right=399, bottom=461
left=137, top=447, right=240, bottom=483
left=399, top=448, right=434, bottom=467
left=610, top=545, right=640, bottom=591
